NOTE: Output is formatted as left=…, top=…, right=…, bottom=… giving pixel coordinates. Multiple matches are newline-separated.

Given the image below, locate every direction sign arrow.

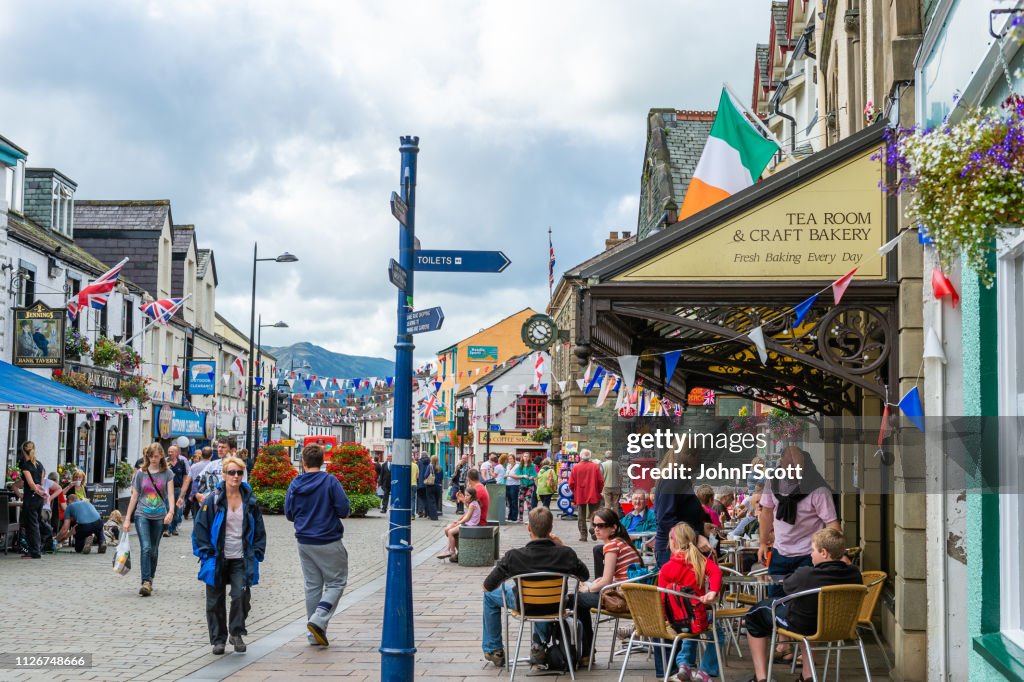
left=413, top=249, right=511, bottom=273
left=406, top=306, right=445, bottom=334
left=390, top=191, right=408, bottom=227
left=388, top=258, right=408, bottom=290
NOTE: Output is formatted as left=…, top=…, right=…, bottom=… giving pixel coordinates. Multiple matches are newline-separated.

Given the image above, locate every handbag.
left=600, top=587, right=629, bottom=614
left=424, top=465, right=436, bottom=487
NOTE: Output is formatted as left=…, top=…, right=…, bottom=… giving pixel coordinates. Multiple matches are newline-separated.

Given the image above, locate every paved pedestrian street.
left=0, top=513, right=445, bottom=682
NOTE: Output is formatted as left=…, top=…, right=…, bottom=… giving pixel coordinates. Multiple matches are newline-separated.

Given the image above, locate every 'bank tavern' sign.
left=615, top=148, right=887, bottom=282
left=13, top=302, right=64, bottom=368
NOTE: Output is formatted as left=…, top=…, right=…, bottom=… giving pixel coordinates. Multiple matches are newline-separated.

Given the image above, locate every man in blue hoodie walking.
left=285, top=444, right=351, bottom=646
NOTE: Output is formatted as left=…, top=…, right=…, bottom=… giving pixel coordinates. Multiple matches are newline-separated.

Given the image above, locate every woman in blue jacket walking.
left=193, top=455, right=267, bottom=655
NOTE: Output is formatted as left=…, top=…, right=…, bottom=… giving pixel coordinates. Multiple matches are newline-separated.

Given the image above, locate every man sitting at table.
left=712, top=486, right=735, bottom=524
left=480, top=506, right=589, bottom=669
left=56, top=497, right=106, bottom=554
left=743, top=527, right=861, bottom=682
left=622, top=492, right=656, bottom=535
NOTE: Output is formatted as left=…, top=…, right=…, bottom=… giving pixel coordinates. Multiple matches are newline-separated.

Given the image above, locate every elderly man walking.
left=285, top=444, right=351, bottom=646
left=568, top=449, right=604, bottom=542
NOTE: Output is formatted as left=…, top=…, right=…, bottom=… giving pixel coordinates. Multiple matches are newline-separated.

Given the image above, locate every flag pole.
left=122, top=293, right=193, bottom=347
left=547, top=226, right=553, bottom=300
left=722, top=82, right=794, bottom=162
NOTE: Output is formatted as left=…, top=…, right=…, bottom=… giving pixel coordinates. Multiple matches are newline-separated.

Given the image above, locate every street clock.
left=521, top=314, right=558, bottom=350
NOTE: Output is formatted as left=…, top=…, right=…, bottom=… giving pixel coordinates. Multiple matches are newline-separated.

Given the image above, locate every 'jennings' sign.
left=14, top=302, right=65, bottom=369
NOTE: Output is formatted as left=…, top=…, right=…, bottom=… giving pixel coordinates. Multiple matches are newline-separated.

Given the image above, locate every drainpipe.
left=773, top=81, right=797, bottom=154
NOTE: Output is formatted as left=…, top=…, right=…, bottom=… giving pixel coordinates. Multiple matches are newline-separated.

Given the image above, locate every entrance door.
left=92, top=416, right=107, bottom=483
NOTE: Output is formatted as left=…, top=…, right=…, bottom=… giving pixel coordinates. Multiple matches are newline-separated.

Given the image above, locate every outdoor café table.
left=721, top=573, right=786, bottom=602
left=628, top=531, right=657, bottom=566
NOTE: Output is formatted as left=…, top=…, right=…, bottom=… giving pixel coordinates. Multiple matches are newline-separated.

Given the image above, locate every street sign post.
left=388, top=258, right=408, bottom=290
left=413, top=249, right=511, bottom=273
left=390, top=191, right=408, bottom=226
left=382, top=136, right=418, bottom=681
left=406, top=307, right=444, bottom=334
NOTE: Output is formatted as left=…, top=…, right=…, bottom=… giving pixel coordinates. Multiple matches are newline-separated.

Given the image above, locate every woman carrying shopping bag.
left=123, top=444, right=175, bottom=596
left=193, top=455, right=267, bottom=655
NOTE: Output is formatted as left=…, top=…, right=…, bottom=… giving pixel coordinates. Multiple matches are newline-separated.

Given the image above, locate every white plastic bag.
left=112, top=531, right=131, bottom=575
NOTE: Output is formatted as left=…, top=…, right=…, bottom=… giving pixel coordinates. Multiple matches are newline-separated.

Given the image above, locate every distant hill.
left=264, top=342, right=394, bottom=380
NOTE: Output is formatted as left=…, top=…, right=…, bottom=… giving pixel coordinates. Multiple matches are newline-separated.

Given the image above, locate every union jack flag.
left=548, top=228, right=556, bottom=294
left=702, top=389, right=716, bottom=406
left=67, top=258, right=128, bottom=320
left=139, top=297, right=184, bottom=324
left=420, top=394, right=438, bottom=420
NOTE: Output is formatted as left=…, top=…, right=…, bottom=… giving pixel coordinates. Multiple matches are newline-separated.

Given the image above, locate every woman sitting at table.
left=575, top=507, right=642, bottom=665
left=728, top=493, right=761, bottom=539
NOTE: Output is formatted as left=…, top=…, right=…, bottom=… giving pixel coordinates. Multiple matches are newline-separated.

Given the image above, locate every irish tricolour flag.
left=677, top=88, right=779, bottom=222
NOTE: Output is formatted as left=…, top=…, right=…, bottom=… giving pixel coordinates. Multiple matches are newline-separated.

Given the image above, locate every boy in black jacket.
left=744, top=527, right=861, bottom=682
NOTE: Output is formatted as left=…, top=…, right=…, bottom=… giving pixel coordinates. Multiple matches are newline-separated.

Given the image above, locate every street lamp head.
left=272, top=321, right=288, bottom=328
left=275, top=252, right=298, bottom=263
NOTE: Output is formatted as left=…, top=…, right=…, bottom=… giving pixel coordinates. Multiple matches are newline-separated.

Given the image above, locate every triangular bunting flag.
left=748, top=326, right=768, bottom=365
left=831, top=267, right=858, bottom=305
left=931, top=268, right=960, bottom=307
left=304, top=379, right=313, bottom=391
left=539, top=383, right=548, bottom=394
left=877, top=404, right=891, bottom=448
left=878, top=233, right=901, bottom=255
left=485, top=385, right=493, bottom=397
left=923, top=326, right=947, bottom=363
left=557, top=380, right=567, bottom=393
left=618, top=355, right=639, bottom=392
left=595, top=374, right=614, bottom=407
left=161, top=365, right=169, bottom=375
left=898, top=386, right=925, bottom=432
left=792, top=294, right=818, bottom=327
left=663, top=350, right=681, bottom=387
left=576, top=378, right=586, bottom=391
left=585, top=366, right=606, bottom=395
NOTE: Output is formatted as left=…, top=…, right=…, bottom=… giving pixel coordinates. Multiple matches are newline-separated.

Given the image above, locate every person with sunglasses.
left=193, top=455, right=267, bottom=655
left=573, top=507, right=641, bottom=665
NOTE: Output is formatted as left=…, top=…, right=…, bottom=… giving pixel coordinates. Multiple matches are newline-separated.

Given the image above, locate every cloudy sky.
left=2, top=1, right=766, bottom=363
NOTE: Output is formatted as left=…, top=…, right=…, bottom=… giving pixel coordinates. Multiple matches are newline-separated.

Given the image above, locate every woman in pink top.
left=437, top=486, right=481, bottom=561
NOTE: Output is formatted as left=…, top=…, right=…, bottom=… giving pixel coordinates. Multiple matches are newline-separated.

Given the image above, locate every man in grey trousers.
left=285, top=444, right=351, bottom=646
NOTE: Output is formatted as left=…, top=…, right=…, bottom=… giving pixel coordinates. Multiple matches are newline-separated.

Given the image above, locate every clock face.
left=521, top=314, right=557, bottom=350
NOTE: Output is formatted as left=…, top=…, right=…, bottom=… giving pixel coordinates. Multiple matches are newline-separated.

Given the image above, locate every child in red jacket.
left=659, top=522, right=724, bottom=682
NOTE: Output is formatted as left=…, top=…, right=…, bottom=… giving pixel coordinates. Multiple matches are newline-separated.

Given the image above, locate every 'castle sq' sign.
left=615, top=147, right=887, bottom=282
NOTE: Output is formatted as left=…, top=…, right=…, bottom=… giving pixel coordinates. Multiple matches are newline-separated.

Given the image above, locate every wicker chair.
left=587, top=569, right=659, bottom=670
left=618, top=583, right=728, bottom=682
left=502, top=572, right=581, bottom=681
left=856, top=572, right=891, bottom=671
left=766, top=584, right=870, bottom=682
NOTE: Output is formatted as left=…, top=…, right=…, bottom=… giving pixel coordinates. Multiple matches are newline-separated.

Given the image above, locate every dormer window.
left=52, top=179, right=74, bottom=236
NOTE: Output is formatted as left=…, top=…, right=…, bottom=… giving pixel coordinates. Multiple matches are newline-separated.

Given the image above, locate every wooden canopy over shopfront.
left=574, top=126, right=899, bottom=416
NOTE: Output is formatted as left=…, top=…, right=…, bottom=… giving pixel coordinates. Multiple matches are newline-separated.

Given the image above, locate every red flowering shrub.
left=250, top=444, right=297, bottom=493
left=325, top=443, right=376, bottom=495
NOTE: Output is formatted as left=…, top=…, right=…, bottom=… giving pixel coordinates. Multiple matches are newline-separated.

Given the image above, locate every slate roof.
left=637, top=109, right=715, bottom=240
left=74, top=200, right=170, bottom=231
left=197, top=248, right=214, bottom=281
left=664, top=115, right=715, bottom=208
left=6, top=212, right=143, bottom=292
left=172, top=224, right=195, bottom=255
left=756, top=44, right=770, bottom=87
left=772, top=1, right=792, bottom=50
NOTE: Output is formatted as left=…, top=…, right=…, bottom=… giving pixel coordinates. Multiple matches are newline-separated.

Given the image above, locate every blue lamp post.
left=380, top=135, right=418, bottom=680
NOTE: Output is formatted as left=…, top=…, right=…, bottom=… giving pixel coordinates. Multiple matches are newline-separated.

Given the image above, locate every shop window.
left=516, top=396, right=547, bottom=430
left=16, top=264, right=35, bottom=307
left=59, top=415, right=74, bottom=465
left=997, top=230, right=1024, bottom=650
left=123, top=299, right=134, bottom=346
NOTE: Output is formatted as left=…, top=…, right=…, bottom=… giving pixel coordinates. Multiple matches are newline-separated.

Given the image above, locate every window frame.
left=16, top=261, right=36, bottom=307
left=997, top=228, right=1024, bottom=651
left=515, top=395, right=548, bottom=430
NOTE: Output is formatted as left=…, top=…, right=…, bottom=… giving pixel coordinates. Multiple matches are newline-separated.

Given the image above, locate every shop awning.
left=0, top=361, right=128, bottom=412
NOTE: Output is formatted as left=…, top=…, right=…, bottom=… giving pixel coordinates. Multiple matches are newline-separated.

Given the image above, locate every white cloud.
left=2, top=0, right=768, bottom=364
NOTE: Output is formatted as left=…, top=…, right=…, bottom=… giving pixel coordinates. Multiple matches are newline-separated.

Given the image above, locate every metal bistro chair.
left=617, top=583, right=728, bottom=682
left=502, top=572, right=581, bottom=681
left=715, top=566, right=753, bottom=660
left=0, top=493, right=19, bottom=554
left=588, top=569, right=660, bottom=670
left=766, top=584, right=870, bottom=682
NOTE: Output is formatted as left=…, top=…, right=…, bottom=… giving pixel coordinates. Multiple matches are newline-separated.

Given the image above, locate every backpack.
left=662, top=585, right=706, bottom=634
left=544, top=616, right=583, bottom=672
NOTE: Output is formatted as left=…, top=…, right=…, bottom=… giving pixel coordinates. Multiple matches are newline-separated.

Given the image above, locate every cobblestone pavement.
left=0, top=510, right=445, bottom=682
left=208, top=515, right=892, bottom=682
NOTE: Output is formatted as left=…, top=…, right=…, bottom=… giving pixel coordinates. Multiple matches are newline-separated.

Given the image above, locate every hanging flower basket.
left=52, top=369, right=93, bottom=393
left=64, top=329, right=91, bottom=359
left=880, top=96, right=1024, bottom=286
